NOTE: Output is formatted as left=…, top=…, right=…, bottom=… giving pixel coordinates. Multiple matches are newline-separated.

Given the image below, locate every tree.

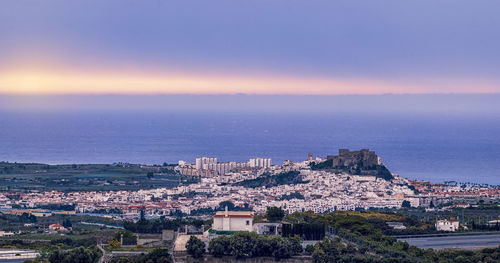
left=186, top=236, right=205, bottom=258
left=140, top=209, right=146, bottom=220
left=229, top=232, right=258, bottom=258
left=62, top=218, right=72, bottom=228
left=109, top=239, right=121, bottom=248
left=305, top=244, right=315, bottom=254
left=312, top=238, right=340, bottom=263
left=208, top=235, right=231, bottom=257
left=270, top=236, right=292, bottom=260
left=402, top=200, right=411, bottom=208
left=208, top=233, right=295, bottom=260
left=266, top=206, right=285, bottom=222
left=113, top=230, right=137, bottom=245
left=143, top=248, right=171, bottom=263
left=218, top=201, right=236, bottom=210
left=254, top=235, right=273, bottom=257
left=310, top=159, right=333, bottom=170
left=48, top=246, right=101, bottom=263
left=110, top=249, right=171, bottom=263
left=20, top=213, right=37, bottom=223
left=288, top=235, right=303, bottom=255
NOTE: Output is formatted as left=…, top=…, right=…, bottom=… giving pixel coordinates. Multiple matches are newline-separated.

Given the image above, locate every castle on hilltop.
left=317, top=149, right=392, bottom=180
left=327, top=149, right=382, bottom=168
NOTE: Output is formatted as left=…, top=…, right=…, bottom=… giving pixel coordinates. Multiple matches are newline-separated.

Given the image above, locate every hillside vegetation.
left=234, top=171, right=308, bottom=188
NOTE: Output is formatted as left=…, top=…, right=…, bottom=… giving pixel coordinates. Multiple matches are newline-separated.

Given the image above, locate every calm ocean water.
left=0, top=111, right=499, bottom=184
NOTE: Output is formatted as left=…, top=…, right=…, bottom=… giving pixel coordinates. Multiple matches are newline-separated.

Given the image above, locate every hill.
left=234, top=171, right=308, bottom=188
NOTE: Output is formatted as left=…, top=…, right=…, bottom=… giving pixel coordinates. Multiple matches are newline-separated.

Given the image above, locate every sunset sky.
left=1, top=0, right=499, bottom=95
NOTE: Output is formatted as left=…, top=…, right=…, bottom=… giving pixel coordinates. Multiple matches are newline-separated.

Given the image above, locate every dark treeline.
left=24, top=246, right=102, bottom=263
left=109, top=248, right=171, bottom=263
left=282, top=222, right=325, bottom=240
left=112, top=230, right=137, bottom=245
left=92, top=208, right=123, bottom=214
left=472, top=221, right=500, bottom=231
left=37, top=204, right=76, bottom=211
left=280, top=192, right=305, bottom=200
left=310, top=159, right=333, bottom=170
left=124, top=217, right=204, bottom=233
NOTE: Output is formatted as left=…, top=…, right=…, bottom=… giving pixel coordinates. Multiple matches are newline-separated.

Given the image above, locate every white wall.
left=213, top=217, right=253, bottom=231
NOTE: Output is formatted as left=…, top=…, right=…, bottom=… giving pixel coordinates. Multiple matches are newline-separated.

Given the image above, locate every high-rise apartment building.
left=195, top=157, right=217, bottom=170
left=248, top=158, right=271, bottom=168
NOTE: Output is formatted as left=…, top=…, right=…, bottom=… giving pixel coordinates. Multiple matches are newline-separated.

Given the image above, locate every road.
left=399, top=234, right=500, bottom=250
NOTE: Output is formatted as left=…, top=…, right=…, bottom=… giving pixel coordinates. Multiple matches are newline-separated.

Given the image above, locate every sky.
left=0, top=0, right=500, bottom=95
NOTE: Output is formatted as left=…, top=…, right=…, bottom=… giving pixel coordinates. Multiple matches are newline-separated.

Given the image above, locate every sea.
left=0, top=110, right=499, bottom=185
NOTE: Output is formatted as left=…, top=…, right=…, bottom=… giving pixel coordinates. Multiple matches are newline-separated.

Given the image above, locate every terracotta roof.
left=213, top=211, right=254, bottom=218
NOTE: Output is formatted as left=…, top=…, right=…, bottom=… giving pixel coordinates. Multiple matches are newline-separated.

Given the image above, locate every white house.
left=48, top=224, right=67, bottom=232
left=0, top=231, right=14, bottom=237
left=212, top=207, right=254, bottom=232
left=386, top=222, right=406, bottom=230
left=435, top=219, right=459, bottom=232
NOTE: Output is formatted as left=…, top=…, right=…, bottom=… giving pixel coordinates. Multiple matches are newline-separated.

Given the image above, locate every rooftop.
left=214, top=211, right=254, bottom=218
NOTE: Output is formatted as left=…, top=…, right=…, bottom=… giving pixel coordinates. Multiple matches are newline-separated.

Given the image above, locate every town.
left=1, top=149, right=498, bottom=219
left=0, top=149, right=499, bottom=262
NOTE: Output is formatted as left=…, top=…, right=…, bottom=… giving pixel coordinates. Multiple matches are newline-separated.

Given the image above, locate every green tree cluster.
left=19, top=212, right=37, bottom=223
left=208, top=232, right=302, bottom=260
left=62, top=218, right=72, bottom=228
left=46, top=246, right=102, bottom=263
left=309, top=159, right=333, bottom=170
left=123, top=217, right=204, bottom=233
left=108, top=248, right=171, bottom=263
left=401, top=200, right=411, bottom=208
left=311, top=237, right=500, bottom=263
left=284, top=211, right=500, bottom=263
left=234, top=171, right=308, bottom=188
left=266, top=206, right=285, bottom=222
left=280, top=192, right=305, bottom=200
left=185, top=236, right=205, bottom=258
left=113, top=230, right=137, bottom=245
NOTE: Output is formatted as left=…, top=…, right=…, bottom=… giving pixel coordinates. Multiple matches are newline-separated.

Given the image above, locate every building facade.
left=435, top=219, right=460, bottom=231
left=212, top=208, right=254, bottom=232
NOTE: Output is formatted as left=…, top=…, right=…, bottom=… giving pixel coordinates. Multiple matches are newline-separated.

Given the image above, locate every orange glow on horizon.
left=0, top=68, right=497, bottom=95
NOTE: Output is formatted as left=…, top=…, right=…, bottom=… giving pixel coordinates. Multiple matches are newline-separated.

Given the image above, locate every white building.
left=249, top=158, right=271, bottom=168
left=195, top=157, right=217, bottom=170
left=386, top=222, right=406, bottom=230
left=435, top=219, right=459, bottom=232
left=212, top=208, right=254, bottom=232
left=0, top=231, right=14, bottom=237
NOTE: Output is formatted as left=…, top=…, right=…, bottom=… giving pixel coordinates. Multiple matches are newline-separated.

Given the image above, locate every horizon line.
left=1, top=68, right=499, bottom=95
left=1, top=92, right=500, bottom=96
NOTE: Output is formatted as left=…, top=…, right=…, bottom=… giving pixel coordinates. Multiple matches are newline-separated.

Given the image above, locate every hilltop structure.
left=327, top=149, right=382, bottom=168
left=319, top=149, right=392, bottom=180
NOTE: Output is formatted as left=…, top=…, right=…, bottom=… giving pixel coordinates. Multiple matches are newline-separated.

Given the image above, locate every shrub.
left=186, top=236, right=205, bottom=258
left=305, top=244, right=315, bottom=254
left=208, top=235, right=231, bottom=257
left=229, top=232, right=259, bottom=258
